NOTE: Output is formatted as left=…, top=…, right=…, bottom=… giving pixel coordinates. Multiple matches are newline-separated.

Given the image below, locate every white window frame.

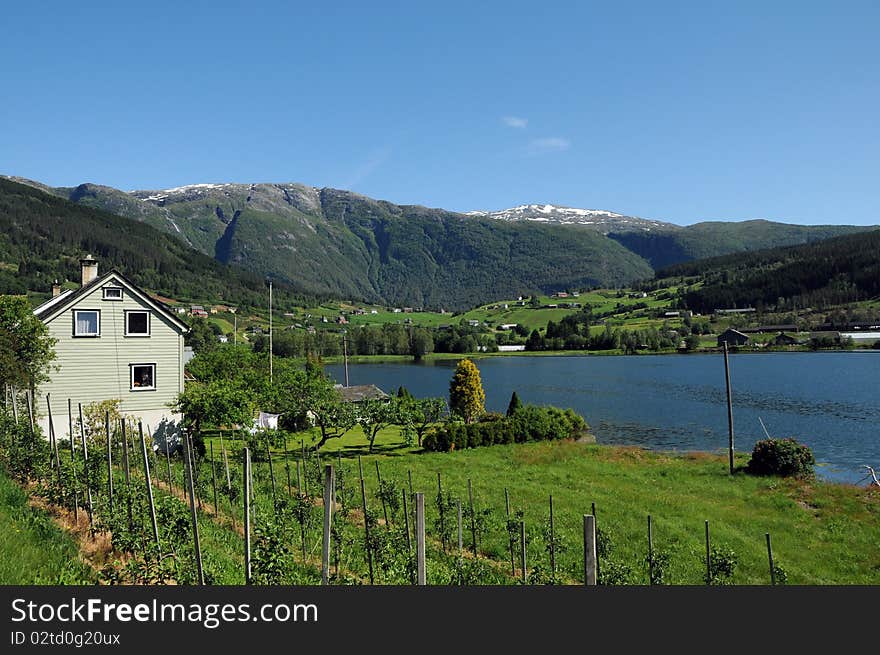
left=103, top=286, right=123, bottom=301
left=73, top=309, right=100, bottom=337
left=124, top=310, right=151, bottom=337
left=130, top=363, right=156, bottom=391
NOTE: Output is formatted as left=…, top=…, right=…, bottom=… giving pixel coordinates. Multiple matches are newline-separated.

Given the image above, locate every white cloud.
left=502, top=116, right=528, bottom=129
left=528, top=137, right=571, bottom=154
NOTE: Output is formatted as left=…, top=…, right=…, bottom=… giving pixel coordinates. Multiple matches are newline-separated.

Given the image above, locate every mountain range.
left=2, top=176, right=874, bottom=310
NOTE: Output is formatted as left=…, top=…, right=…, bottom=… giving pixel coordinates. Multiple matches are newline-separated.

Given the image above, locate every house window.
left=125, top=311, right=150, bottom=336
left=131, top=364, right=155, bottom=391
left=103, top=287, right=123, bottom=300
left=74, top=310, right=100, bottom=337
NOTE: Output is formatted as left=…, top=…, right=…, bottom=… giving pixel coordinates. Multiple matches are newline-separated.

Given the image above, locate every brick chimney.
left=51, top=279, right=61, bottom=297
left=80, top=255, right=98, bottom=287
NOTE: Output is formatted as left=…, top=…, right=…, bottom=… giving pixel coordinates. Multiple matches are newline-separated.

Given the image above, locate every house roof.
left=719, top=328, right=749, bottom=338
left=334, top=384, right=389, bottom=403
left=33, top=268, right=190, bottom=333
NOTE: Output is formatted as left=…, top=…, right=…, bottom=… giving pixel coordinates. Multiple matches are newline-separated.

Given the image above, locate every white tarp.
left=250, top=411, right=281, bottom=433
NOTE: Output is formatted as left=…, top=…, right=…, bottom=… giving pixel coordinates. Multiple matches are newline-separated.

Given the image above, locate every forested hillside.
left=0, top=178, right=310, bottom=310
left=659, top=229, right=880, bottom=313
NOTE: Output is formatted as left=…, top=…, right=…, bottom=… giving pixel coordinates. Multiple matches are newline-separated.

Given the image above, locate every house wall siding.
left=36, top=276, right=184, bottom=437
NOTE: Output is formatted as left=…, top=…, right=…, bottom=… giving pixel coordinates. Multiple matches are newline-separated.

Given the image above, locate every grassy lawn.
left=0, top=468, right=94, bottom=584
left=207, top=425, right=880, bottom=584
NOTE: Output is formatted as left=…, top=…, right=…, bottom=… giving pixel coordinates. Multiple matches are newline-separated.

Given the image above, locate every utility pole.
left=268, top=279, right=273, bottom=383
left=343, top=333, right=350, bottom=387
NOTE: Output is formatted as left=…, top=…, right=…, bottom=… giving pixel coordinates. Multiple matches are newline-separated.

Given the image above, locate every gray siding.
left=37, top=275, right=185, bottom=431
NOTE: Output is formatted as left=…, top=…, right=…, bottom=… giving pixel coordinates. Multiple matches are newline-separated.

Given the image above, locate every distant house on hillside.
left=717, top=328, right=750, bottom=347
left=32, top=255, right=188, bottom=439
left=714, top=307, right=756, bottom=315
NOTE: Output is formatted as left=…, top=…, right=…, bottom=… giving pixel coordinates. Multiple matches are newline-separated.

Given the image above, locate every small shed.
left=772, top=332, right=799, bottom=346
left=717, top=328, right=750, bottom=347
left=335, top=384, right=390, bottom=403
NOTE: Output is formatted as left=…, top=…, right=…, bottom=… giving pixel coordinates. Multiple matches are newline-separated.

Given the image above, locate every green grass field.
left=0, top=469, right=94, bottom=584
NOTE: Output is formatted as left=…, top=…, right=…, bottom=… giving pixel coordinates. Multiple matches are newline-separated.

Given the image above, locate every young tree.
left=449, top=358, right=485, bottom=424
left=409, top=327, right=434, bottom=361
left=173, top=379, right=256, bottom=435
left=295, top=374, right=356, bottom=450
left=357, top=397, right=399, bottom=453
left=0, top=295, right=57, bottom=389
left=506, top=391, right=523, bottom=417
left=401, top=397, right=447, bottom=447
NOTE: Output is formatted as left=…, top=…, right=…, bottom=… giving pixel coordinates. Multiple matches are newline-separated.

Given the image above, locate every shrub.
left=746, top=438, right=815, bottom=478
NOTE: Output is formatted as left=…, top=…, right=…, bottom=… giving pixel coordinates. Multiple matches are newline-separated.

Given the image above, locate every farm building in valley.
left=32, top=256, right=189, bottom=439
left=717, top=328, right=750, bottom=347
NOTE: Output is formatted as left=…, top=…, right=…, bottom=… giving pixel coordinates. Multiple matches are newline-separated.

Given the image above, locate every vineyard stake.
left=583, top=514, right=597, bottom=586
left=723, top=341, right=735, bottom=475
left=358, top=456, right=374, bottom=584
left=549, top=494, right=556, bottom=579
left=505, top=488, right=515, bottom=576
left=648, top=514, right=654, bottom=585
left=322, top=465, right=335, bottom=585
left=67, top=399, right=79, bottom=522
left=184, top=432, right=205, bottom=585
left=139, top=421, right=161, bottom=556
left=766, top=532, right=776, bottom=586
left=105, top=411, right=113, bottom=514
left=11, top=386, right=18, bottom=423
left=120, top=419, right=133, bottom=534
left=467, top=478, right=477, bottom=556
left=520, top=520, right=527, bottom=583
left=78, top=403, right=94, bottom=533
left=243, top=447, right=252, bottom=585
left=402, top=489, right=412, bottom=552
left=46, top=394, right=60, bottom=474
left=415, top=492, right=426, bottom=585
left=376, top=460, right=389, bottom=526
left=267, top=440, right=278, bottom=511
left=24, top=390, right=35, bottom=467
left=436, top=471, right=445, bottom=551
left=190, top=437, right=202, bottom=511
left=591, top=501, right=600, bottom=580
left=210, top=441, right=219, bottom=515
left=705, top=520, right=711, bottom=586
left=222, top=437, right=235, bottom=530
left=165, top=435, right=173, bottom=492
left=284, top=437, right=292, bottom=496
left=457, top=499, right=463, bottom=585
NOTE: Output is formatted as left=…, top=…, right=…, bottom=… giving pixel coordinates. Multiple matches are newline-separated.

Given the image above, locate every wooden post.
left=267, top=441, right=278, bottom=511
left=322, top=465, right=335, bottom=585
left=164, top=435, right=173, bottom=492
left=358, top=456, right=374, bottom=584
left=376, top=460, right=389, bottom=526
left=766, top=533, right=776, bottom=586
left=46, top=394, right=60, bottom=474
left=78, top=403, right=94, bottom=532
left=467, top=478, right=477, bottom=556
left=222, top=438, right=235, bottom=530
left=723, top=342, right=735, bottom=475
left=210, top=441, right=219, bottom=515
left=437, top=471, right=445, bottom=551
left=67, top=400, right=79, bottom=522
left=549, top=494, right=556, bottom=579
left=457, top=499, right=463, bottom=585
left=415, top=492, right=426, bottom=585
left=591, top=501, right=600, bottom=581
left=583, top=514, right=597, bottom=586
left=284, top=438, right=292, bottom=496
left=120, top=419, right=133, bottom=534
left=243, top=448, right=252, bottom=585
left=105, top=411, right=114, bottom=514
left=402, top=490, right=412, bottom=552
left=647, top=514, right=654, bottom=585
left=705, top=520, right=712, bottom=585
left=139, top=422, right=161, bottom=556
left=24, top=391, right=36, bottom=461
left=505, top=488, right=515, bottom=576
left=519, top=520, right=527, bottom=584
left=183, top=432, right=205, bottom=585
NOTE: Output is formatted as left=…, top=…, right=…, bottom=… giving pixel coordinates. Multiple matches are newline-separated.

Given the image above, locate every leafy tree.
left=295, top=374, right=356, bottom=450
left=401, top=397, right=447, bottom=446
left=0, top=295, right=57, bottom=389
left=357, top=398, right=400, bottom=453
left=186, top=317, right=219, bottom=353
left=397, top=386, right=413, bottom=400
left=449, top=359, right=485, bottom=424
left=506, top=391, right=523, bottom=417
left=173, top=378, right=256, bottom=435
left=409, top=327, right=434, bottom=361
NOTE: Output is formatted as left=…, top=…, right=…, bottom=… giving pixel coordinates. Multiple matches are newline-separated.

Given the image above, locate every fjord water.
left=327, top=352, right=880, bottom=484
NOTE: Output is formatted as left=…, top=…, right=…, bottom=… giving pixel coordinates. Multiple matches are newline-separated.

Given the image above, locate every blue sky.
left=1, top=1, right=877, bottom=225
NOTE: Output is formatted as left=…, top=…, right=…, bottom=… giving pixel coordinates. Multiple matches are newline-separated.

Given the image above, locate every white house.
left=32, top=256, right=189, bottom=439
